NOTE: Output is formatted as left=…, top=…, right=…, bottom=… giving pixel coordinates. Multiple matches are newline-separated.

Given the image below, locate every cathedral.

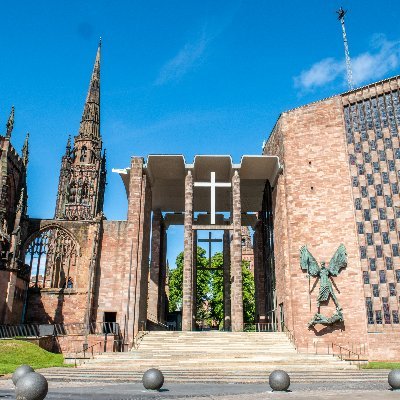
left=0, top=41, right=399, bottom=361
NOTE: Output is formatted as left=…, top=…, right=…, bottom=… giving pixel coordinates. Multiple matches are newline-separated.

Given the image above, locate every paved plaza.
left=0, top=375, right=399, bottom=400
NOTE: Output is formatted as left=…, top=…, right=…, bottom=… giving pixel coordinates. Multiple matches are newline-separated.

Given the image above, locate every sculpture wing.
left=328, top=244, right=347, bottom=276
left=300, top=246, right=320, bottom=276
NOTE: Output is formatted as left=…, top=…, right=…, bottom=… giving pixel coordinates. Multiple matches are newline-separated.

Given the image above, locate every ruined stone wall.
left=94, top=220, right=128, bottom=332
left=24, top=219, right=100, bottom=325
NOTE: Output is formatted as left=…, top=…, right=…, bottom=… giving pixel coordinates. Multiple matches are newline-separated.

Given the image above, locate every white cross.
left=194, top=172, right=231, bottom=224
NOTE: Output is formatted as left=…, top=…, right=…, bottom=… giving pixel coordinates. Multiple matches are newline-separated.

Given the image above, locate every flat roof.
left=113, top=154, right=281, bottom=213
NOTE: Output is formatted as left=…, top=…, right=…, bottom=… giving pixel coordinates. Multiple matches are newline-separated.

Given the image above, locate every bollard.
left=142, top=368, right=164, bottom=390
left=15, top=372, right=48, bottom=400
left=12, top=365, right=34, bottom=386
left=269, top=370, right=290, bottom=392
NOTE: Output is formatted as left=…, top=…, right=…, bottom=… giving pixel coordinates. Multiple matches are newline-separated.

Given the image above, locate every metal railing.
left=243, top=322, right=278, bottom=332
left=0, top=324, right=40, bottom=338
left=313, top=341, right=367, bottom=368
left=282, top=323, right=297, bottom=350
left=54, top=322, right=121, bottom=336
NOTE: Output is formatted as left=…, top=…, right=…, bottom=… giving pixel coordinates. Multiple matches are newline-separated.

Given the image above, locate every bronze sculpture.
left=300, top=244, right=347, bottom=328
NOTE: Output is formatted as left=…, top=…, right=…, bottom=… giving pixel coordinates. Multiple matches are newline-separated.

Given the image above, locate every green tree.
left=168, top=247, right=211, bottom=320
left=209, top=255, right=255, bottom=327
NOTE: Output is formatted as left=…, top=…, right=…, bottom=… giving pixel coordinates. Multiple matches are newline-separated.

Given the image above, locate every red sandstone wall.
left=95, top=220, right=128, bottom=332
left=265, top=97, right=369, bottom=352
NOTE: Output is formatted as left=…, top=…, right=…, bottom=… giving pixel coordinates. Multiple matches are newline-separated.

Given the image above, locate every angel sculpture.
left=300, top=244, right=347, bottom=328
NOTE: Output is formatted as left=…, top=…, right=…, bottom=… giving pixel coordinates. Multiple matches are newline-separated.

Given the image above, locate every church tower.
left=55, top=41, right=106, bottom=220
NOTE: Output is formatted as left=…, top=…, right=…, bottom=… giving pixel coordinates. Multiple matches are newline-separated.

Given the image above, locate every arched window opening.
left=25, top=227, right=78, bottom=289
left=80, top=146, right=87, bottom=163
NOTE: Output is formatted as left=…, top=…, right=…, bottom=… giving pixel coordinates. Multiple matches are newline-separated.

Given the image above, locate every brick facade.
left=264, top=76, right=400, bottom=360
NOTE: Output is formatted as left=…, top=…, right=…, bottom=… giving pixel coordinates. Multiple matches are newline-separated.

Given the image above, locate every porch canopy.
left=113, top=155, right=280, bottom=226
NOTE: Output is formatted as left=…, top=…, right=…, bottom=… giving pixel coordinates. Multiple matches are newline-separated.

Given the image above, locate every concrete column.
left=148, top=209, right=162, bottom=321
left=159, top=228, right=167, bottom=323
left=182, top=170, right=194, bottom=331
left=253, top=218, right=266, bottom=322
left=223, top=230, right=231, bottom=331
left=125, top=157, right=152, bottom=344
left=192, top=229, right=197, bottom=329
left=231, top=170, right=243, bottom=332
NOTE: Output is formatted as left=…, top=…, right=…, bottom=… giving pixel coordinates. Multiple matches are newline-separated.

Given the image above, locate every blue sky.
left=1, top=0, right=400, bottom=265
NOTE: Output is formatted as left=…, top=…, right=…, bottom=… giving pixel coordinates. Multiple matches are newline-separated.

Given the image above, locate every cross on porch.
left=194, top=172, right=231, bottom=224
left=198, top=232, right=223, bottom=269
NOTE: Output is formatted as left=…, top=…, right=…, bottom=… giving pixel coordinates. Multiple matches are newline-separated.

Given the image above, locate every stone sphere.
left=15, top=372, right=48, bottom=400
left=142, top=368, right=164, bottom=390
left=388, top=369, right=400, bottom=390
left=12, top=365, right=34, bottom=386
left=269, top=370, right=290, bottom=391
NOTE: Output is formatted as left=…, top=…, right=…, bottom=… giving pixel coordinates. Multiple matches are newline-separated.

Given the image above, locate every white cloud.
left=155, top=31, right=209, bottom=86
left=294, top=58, right=344, bottom=91
left=294, top=35, right=400, bottom=92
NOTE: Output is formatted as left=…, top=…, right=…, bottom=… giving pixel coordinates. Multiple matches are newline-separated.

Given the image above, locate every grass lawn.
left=0, top=339, right=66, bottom=375
left=362, top=362, right=400, bottom=369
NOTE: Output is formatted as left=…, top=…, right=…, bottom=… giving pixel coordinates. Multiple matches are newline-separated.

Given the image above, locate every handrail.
left=243, top=322, right=278, bottom=332
left=73, top=340, right=103, bottom=367
left=282, top=323, right=297, bottom=350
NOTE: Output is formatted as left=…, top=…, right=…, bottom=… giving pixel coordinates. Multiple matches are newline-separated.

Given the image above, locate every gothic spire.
left=65, top=135, right=71, bottom=156
left=78, top=39, right=101, bottom=140
left=6, top=106, right=14, bottom=138
left=22, top=132, right=29, bottom=165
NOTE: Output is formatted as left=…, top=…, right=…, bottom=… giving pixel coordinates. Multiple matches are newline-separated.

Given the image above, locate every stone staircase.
left=33, top=331, right=388, bottom=384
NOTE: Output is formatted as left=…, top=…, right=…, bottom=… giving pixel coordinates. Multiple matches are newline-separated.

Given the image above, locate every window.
left=366, top=298, right=374, bottom=324
left=355, top=142, right=362, bottom=153
left=361, top=186, right=368, bottom=198
left=366, top=233, right=373, bottom=245
left=358, top=165, right=365, bottom=175
left=370, top=197, right=377, bottom=209
left=364, top=152, right=371, bottom=163
left=396, top=270, right=400, bottom=283
left=352, top=176, right=359, bottom=187
left=382, top=232, right=390, bottom=244
left=379, top=270, right=386, bottom=283
left=355, top=198, right=362, bottom=210
left=369, top=258, right=377, bottom=271
left=382, top=297, right=391, bottom=324
left=367, top=174, right=374, bottom=185
left=357, top=222, right=364, bottom=234
left=373, top=284, right=380, bottom=297
left=350, top=154, right=356, bottom=165
left=376, top=184, right=383, bottom=196
left=382, top=172, right=389, bottom=184
left=379, top=208, right=386, bottom=220
left=363, top=271, right=370, bottom=284
left=370, top=140, right=377, bottom=150
left=373, top=162, right=380, bottom=173
left=396, top=207, right=400, bottom=218
left=388, top=160, right=395, bottom=171
left=385, top=195, right=393, bottom=207
left=393, top=311, right=399, bottom=324
left=385, top=138, right=393, bottom=149
left=389, top=220, right=396, bottom=231
left=376, top=245, right=383, bottom=258
left=392, top=183, right=399, bottom=195
left=360, top=246, right=367, bottom=259
left=379, top=150, right=386, bottom=161
left=376, top=310, right=383, bottom=324
left=373, top=220, right=380, bottom=233
left=364, top=210, right=371, bottom=221
left=386, top=257, right=393, bottom=270
left=389, top=283, right=396, bottom=296
left=395, top=148, right=400, bottom=159
left=393, top=244, right=399, bottom=257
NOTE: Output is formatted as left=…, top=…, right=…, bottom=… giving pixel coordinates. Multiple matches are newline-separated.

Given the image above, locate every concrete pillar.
left=159, top=228, right=167, bottom=323
left=230, top=170, right=243, bottom=332
left=223, top=230, right=231, bottom=330
left=253, top=218, right=266, bottom=322
left=148, top=209, right=163, bottom=321
left=125, top=157, right=152, bottom=345
left=192, top=229, right=197, bottom=329
left=182, top=171, right=194, bottom=331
